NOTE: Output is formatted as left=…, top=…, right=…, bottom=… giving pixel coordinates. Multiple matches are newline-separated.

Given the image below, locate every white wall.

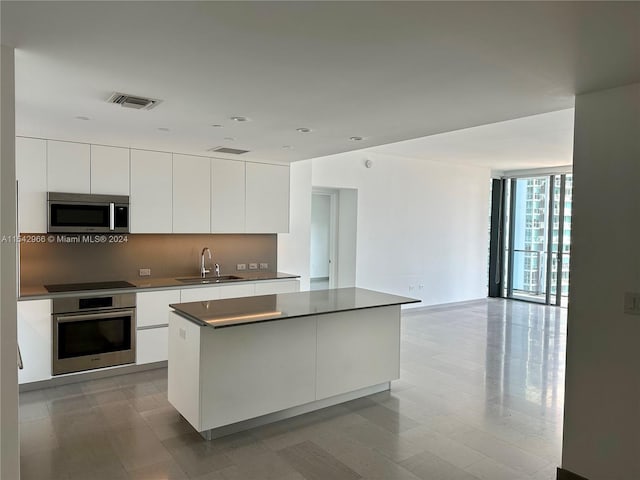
left=561, top=82, right=640, bottom=480
left=280, top=150, right=491, bottom=305
left=278, top=160, right=312, bottom=291
left=336, top=188, right=357, bottom=288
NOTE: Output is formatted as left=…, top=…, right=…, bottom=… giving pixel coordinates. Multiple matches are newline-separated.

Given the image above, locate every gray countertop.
left=170, top=287, right=420, bottom=328
left=19, top=271, right=300, bottom=300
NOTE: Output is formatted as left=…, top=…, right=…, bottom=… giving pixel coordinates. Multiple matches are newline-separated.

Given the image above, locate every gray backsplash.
left=20, top=233, right=277, bottom=287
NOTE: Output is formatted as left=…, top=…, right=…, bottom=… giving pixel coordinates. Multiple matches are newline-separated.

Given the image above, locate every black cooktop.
left=44, top=280, right=136, bottom=293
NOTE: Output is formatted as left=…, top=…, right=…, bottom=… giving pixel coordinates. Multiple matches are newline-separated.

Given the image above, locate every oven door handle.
left=56, top=309, right=135, bottom=323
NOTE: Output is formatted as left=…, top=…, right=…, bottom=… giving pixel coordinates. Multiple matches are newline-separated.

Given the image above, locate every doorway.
left=310, top=190, right=335, bottom=290
left=309, top=188, right=357, bottom=291
left=492, top=173, right=572, bottom=306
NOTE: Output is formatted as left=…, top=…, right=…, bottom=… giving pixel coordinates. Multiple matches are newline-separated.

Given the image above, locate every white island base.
left=167, top=304, right=401, bottom=440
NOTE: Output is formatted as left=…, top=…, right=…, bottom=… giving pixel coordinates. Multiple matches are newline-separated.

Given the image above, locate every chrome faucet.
left=200, top=247, right=212, bottom=278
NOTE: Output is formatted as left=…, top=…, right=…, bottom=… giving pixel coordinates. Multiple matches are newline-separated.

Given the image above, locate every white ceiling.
left=371, top=108, right=575, bottom=172
left=2, top=2, right=639, bottom=168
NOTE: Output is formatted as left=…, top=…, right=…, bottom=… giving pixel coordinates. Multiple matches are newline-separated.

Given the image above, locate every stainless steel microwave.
left=47, top=192, right=129, bottom=233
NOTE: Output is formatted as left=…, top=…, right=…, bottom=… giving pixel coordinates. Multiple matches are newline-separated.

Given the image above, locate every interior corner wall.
left=310, top=151, right=490, bottom=306
left=278, top=159, right=312, bottom=291
left=561, top=82, right=640, bottom=480
left=0, top=44, right=20, bottom=480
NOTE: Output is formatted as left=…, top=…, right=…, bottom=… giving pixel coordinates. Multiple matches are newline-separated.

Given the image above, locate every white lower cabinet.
left=17, top=299, right=52, bottom=384
left=136, top=288, right=181, bottom=365
left=137, top=289, right=181, bottom=328
left=180, top=286, right=221, bottom=303
left=169, top=311, right=317, bottom=430
left=136, top=327, right=169, bottom=365
left=218, top=283, right=255, bottom=299
left=315, top=306, right=400, bottom=399
left=254, top=280, right=299, bottom=295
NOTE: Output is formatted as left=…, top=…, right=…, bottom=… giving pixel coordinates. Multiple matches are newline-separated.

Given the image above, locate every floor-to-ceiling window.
left=493, top=173, right=572, bottom=306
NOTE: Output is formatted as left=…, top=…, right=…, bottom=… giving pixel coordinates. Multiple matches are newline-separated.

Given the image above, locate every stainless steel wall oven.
left=52, top=293, right=136, bottom=375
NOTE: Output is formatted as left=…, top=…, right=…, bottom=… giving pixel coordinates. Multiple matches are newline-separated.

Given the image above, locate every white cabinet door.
left=217, top=283, right=255, bottom=299
left=137, top=327, right=168, bottom=364
left=17, top=300, right=52, bottom=384
left=172, top=154, right=210, bottom=233
left=90, top=145, right=129, bottom=195
left=199, top=315, right=317, bottom=430
left=315, top=306, right=401, bottom=400
left=211, top=158, right=245, bottom=233
left=245, top=163, right=290, bottom=233
left=180, top=286, right=221, bottom=303
left=254, top=280, right=300, bottom=295
left=47, top=140, right=90, bottom=193
left=130, top=149, right=173, bottom=233
left=137, top=289, right=181, bottom=328
left=16, top=137, right=47, bottom=233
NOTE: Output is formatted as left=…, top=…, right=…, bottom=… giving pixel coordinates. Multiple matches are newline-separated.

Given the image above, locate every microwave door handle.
left=109, top=203, right=115, bottom=231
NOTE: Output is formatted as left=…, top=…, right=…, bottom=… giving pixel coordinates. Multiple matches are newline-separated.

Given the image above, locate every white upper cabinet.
left=90, top=145, right=130, bottom=195
left=16, top=137, right=291, bottom=235
left=245, top=163, right=290, bottom=233
left=172, top=154, right=210, bottom=233
left=47, top=140, right=90, bottom=193
left=130, top=149, right=173, bottom=233
left=16, top=137, right=47, bottom=233
left=211, top=158, right=245, bottom=233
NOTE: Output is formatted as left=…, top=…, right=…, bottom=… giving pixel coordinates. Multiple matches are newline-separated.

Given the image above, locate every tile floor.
left=18, top=298, right=566, bottom=480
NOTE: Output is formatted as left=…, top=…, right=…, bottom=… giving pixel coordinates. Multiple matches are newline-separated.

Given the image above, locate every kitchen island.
left=168, top=287, right=419, bottom=439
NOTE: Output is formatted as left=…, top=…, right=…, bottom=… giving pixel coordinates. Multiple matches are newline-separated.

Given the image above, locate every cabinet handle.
left=17, top=344, right=23, bottom=370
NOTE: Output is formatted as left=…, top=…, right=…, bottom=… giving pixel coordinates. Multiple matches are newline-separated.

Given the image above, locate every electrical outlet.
left=259, top=263, right=268, bottom=270
left=248, top=263, right=258, bottom=270
left=139, top=268, right=151, bottom=277
left=624, top=292, right=640, bottom=315
left=409, top=285, right=415, bottom=291
left=236, top=264, right=247, bottom=271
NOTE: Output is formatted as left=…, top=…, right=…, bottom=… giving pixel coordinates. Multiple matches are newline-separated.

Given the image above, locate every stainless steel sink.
left=176, top=275, right=243, bottom=284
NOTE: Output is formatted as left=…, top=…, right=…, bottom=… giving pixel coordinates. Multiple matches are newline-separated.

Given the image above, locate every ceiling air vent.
left=208, top=147, right=250, bottom=155
left=107, top=92, right=161, bottom=110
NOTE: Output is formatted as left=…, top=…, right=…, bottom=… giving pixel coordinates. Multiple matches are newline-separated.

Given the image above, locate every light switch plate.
left=249, top=263, right=258, bottom=270
left=139, top=268, right=151, bottom=277
left=259, top=263, right=268, bottom=270
left=624, top=292, right=640, bottom=315
left=236, top=264, right=247, bottom=271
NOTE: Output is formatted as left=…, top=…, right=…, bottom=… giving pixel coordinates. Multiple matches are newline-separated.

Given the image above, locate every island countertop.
left=170, top=287, right=420, bottom=328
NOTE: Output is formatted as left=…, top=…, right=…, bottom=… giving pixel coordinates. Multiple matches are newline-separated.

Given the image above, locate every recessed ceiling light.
left=230, top=116, right=248, bottom=122
left=211, top=124, right=223, bottom=128
left=75, top=116, right=90, bottom=121
left=224, top=137, right=235, bottom=141
left=296, top=127, right=312, bottom=133
left=349, top=136, right=364, bottom=141
left=158, top=127, right=170, bottom=132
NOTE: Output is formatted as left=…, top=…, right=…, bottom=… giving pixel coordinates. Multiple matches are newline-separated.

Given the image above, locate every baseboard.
left=402, top=297, right=488, bottom=313
left=19, top=361, right=167, bottom=392
left=557, top=467, right=590, bottom=480
left=199, top=382, right=390, bottom=440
